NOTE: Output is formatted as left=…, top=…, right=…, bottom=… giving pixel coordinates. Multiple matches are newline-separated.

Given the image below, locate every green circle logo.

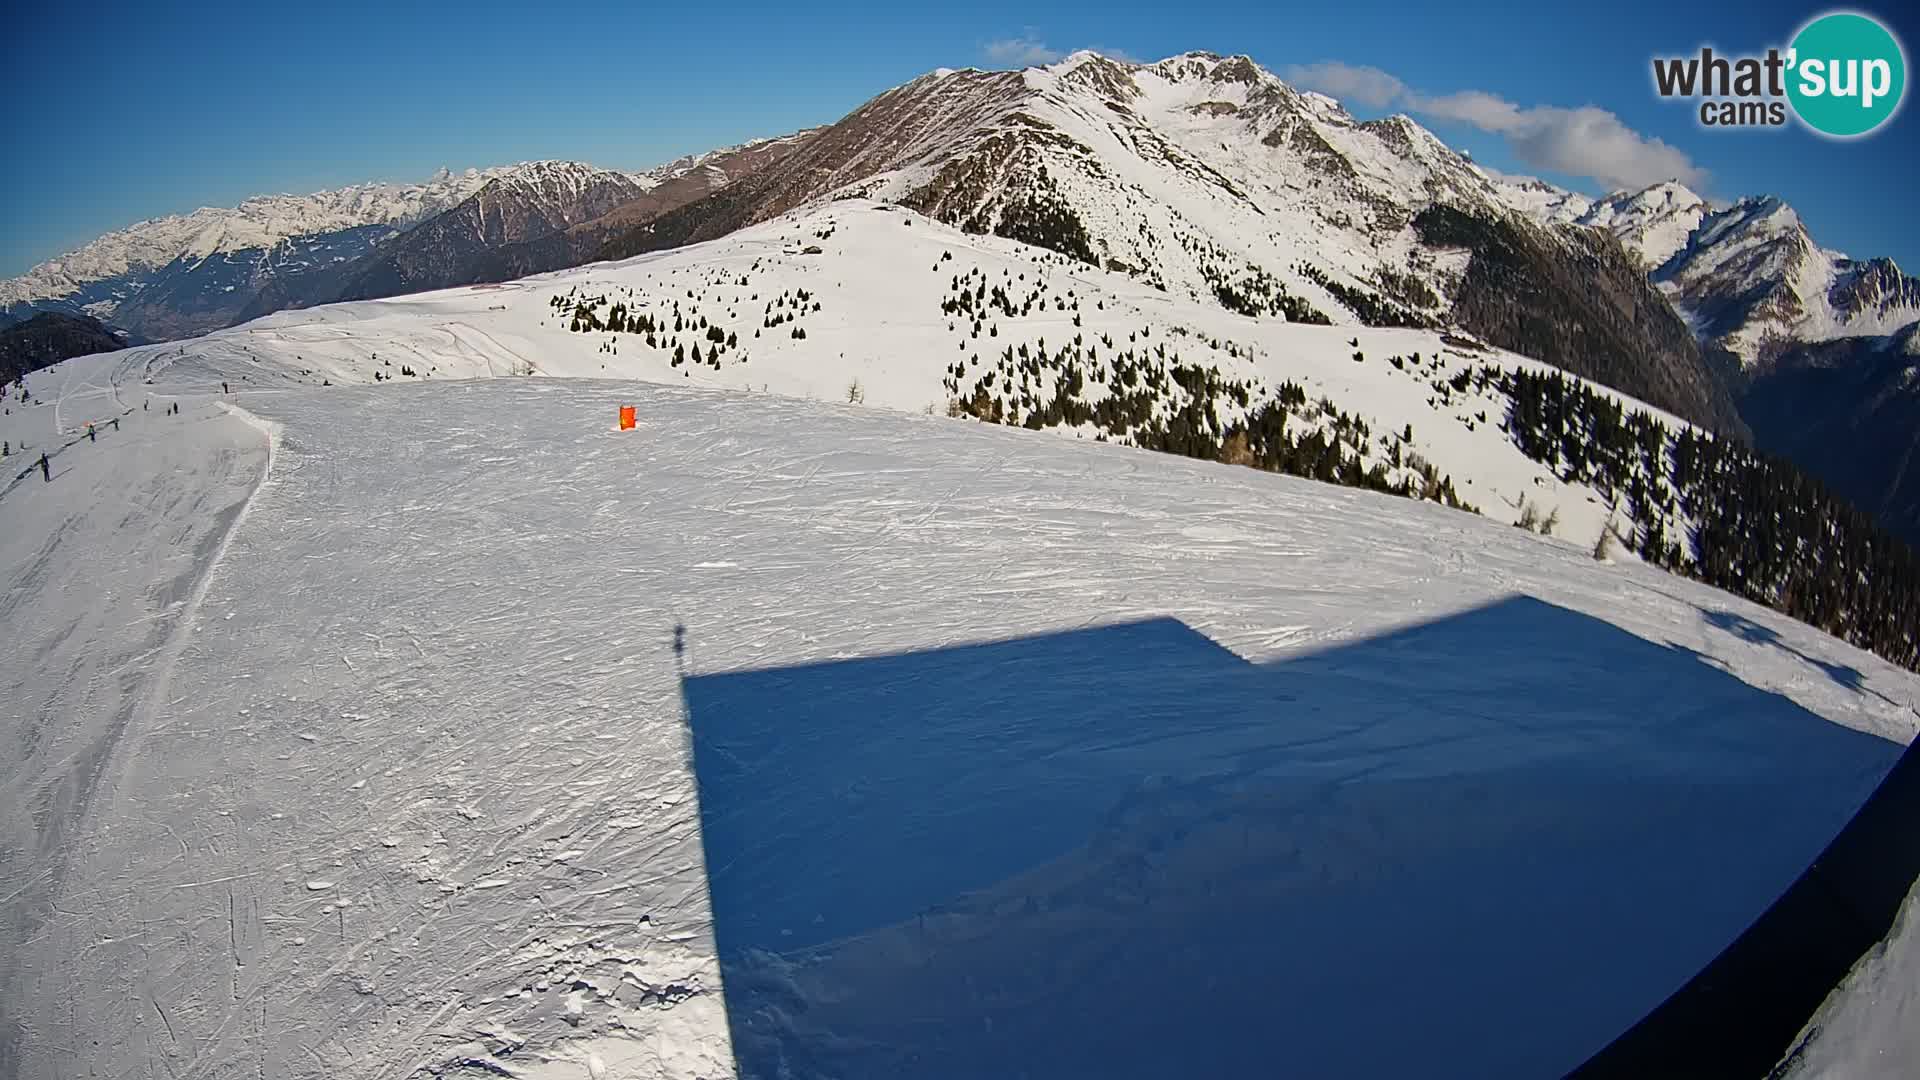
left=1787, top=11, right=1907, bottom=137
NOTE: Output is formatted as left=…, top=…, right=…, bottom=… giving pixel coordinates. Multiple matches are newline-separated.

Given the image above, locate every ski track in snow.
left=2, top=344, right=1918, bottom=1075
left=0, top=372, right=268, bottom=1076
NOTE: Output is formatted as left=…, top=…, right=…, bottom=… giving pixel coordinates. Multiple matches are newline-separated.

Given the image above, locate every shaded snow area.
left=3, top=352, right=1918, bottom=1079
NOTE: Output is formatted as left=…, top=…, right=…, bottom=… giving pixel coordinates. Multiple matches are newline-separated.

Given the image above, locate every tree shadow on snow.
left=676, top=597, right=1903, bottom=1080
left=1700, top=608, right=1898, bottom=704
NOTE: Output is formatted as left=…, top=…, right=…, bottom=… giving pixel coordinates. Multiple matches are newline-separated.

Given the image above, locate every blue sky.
left=3, top=0, right=1915, bottom=276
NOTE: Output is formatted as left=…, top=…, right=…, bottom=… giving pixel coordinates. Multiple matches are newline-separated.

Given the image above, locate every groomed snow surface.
left=3, top=342, right=1917, bottom=1079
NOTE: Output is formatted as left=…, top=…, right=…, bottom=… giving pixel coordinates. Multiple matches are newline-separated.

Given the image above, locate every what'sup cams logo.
left=1652, top=10, right=1907, bottom=137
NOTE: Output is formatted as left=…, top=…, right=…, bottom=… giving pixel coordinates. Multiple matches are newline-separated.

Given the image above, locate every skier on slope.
left=38, top=453, right=50, bottom=482
left=86, top=423, right=95, bottom=442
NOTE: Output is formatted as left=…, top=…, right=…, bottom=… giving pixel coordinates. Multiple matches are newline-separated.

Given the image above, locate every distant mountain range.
left=4, top=50, right=1916, bottom=542
left=1, top=167, right=510, bottom=338
left=0, top=141, right=814, bottom=342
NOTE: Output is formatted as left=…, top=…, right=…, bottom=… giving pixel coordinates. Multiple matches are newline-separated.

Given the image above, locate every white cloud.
left=982, top=33, right=1140, bottom=69
left=1462, top=103, right=1707, bottom=192
left=1283, top=59, right=1708, bottom=193
left=1281, top=62, right=1407, bottom=110
left=1410, top=89, right=1525, bottom=130
left=984, top=34, right=1062, bottom=68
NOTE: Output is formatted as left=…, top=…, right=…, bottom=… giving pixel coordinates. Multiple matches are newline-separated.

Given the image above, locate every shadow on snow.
left=676, top=596, right=1902, bottom=1080
left=1699, top=607, right=1899, bottom=705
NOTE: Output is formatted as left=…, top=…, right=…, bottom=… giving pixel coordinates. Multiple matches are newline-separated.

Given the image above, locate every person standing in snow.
left=38, top=453, right=50, bottom=482
left=222, top=381, right=229, bottom=394
left=111, top=417, right=119, bottom=432
left=86, top=423, right=95, bottom=442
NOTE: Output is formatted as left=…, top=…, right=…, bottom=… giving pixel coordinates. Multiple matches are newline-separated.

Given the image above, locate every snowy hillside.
left=86, top=201, right=1705, bottom=553
left=2, top=331, right=1915, bottom=1078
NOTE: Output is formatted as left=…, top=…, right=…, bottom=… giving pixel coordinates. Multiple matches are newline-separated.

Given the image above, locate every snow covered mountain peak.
left=1650, top=194, right=1920, bottom=364
left=1489, top=174, right=1596, bottom=224
left=1050, top=48, right=1113, bottom=71
left=470, top=160, right=660, bottom=207
left=1489, top=172, right=1916, bottom=365
left=1142, top=50, right=1265, bottom=84
left=1694, top=195, right=1801, bottom=245
left=1596, top=180, right=1707, bottom=225
left=1576, top=181, right=1709, bottom=270
left=494, top=157, right=646, bottom=183
left=788, top=48, right=1517, bottom=331
left=1633, top=180, right=1703, bottom=206
left=1022, top=50, right=1339, bottom=120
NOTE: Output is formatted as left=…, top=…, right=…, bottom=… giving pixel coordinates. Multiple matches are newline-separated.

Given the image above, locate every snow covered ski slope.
left=2, top=342, right=1917, bottom=1077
